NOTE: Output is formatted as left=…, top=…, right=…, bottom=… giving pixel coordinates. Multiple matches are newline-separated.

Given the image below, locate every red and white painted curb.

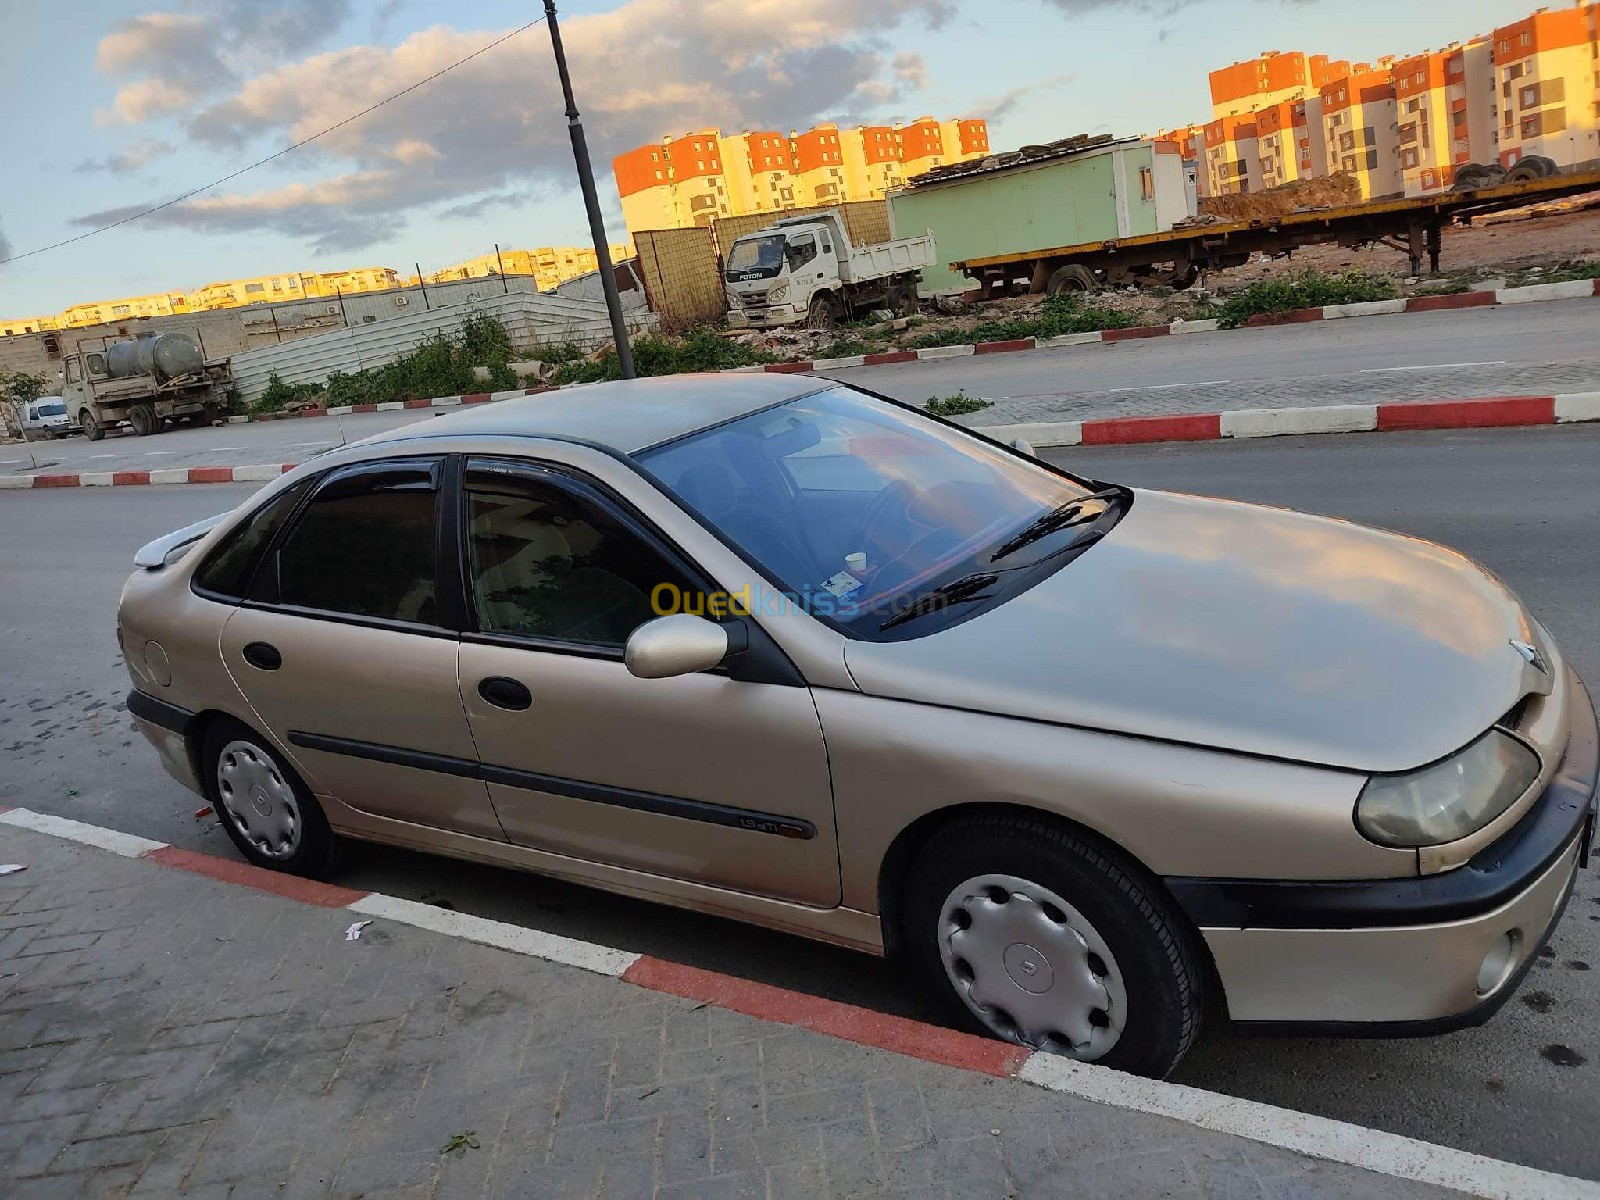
left=760, top=277, right=1600, bottom=373
left=5, top=391, right=1597, bottom=490
left=1, top=804, right=1594, bottom=1199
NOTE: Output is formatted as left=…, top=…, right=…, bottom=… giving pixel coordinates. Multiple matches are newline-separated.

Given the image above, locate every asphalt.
left=7, top=298, right=1599, bottom=477
left=2, top=423, right=1599, bottom=1178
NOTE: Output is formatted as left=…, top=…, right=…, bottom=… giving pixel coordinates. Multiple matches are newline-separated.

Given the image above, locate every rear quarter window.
left=193, top=480, right=312, bottom=601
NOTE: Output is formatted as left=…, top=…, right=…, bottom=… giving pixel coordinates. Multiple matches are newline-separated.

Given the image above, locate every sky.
left=0, top=0, right=1548, bottom=317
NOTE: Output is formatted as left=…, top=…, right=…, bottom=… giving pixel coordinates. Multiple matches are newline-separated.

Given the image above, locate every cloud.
left=0, top=221, right=12, bottom=265
left=74, top=0, right=952, bottom=250
left=96, top=1, right=351, bottom=123
left=74, top=138, right=177, bottom=175
left=974, top=73, right=1074, bottom=123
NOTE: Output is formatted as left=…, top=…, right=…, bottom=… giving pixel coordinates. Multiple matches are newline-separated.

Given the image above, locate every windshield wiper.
left=989, top=487, right=1126, bottom=562
left=879, top=572, right=999, bottom=632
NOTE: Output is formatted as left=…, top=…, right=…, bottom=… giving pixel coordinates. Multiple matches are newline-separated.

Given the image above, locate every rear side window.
left=193, top=480, right=312, bottom=601
left=273, top=462, right=441, bottom=625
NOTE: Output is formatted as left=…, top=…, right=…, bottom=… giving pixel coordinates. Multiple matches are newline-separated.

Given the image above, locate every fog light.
left=1476, top=930, right=1522, bottom=996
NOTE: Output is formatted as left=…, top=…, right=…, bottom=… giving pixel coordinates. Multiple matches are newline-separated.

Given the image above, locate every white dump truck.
left=723, top=211, right=935, bottom=330
left=62, top=332, right=234, bottom=441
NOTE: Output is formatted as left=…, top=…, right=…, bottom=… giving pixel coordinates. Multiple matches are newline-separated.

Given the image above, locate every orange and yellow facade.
left=611, top=117, right=989, bottom=236
left=1492, top=5, right=1600, bottom=171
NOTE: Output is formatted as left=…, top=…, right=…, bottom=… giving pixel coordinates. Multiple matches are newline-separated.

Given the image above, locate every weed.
left=1212, top=270, right=1398, bottom=328
left=925, top=392, right=992, bottom=417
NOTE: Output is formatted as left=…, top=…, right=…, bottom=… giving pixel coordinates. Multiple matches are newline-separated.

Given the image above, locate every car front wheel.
left=203, top=719, right=337, bottom=879
left=902, top=813, right=1206, bottom=1077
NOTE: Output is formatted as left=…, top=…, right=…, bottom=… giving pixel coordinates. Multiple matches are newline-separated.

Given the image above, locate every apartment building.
left=1320, top=61, right=1403, bottom=199
left=1201, top=114, right=1262, bottom=195
left=610, top=117, right=989, bottom=236
left=1393, top=40, right=1498, bottom=195
left=842, top=126, right=907, bottom=204
left=1492, top=4, right=1600, bottom=171
left=0, top=316, right=55, bottom=337
left=1209, top=50, right=1346, bottom=118
left=57, top=292, right=188, bottom=328
left=423, top=246, right=634, bottom=293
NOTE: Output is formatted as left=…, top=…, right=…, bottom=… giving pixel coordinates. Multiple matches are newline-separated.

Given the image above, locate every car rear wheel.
left=203, top=719, right=337, bottom=879
left=902, top=813, right=1206, bottom=1077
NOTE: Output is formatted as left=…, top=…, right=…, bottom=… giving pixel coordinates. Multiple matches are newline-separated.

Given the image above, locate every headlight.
left=1356, top=730, right=1539, bottom=848
left=768, top=285, right=787, bottom=302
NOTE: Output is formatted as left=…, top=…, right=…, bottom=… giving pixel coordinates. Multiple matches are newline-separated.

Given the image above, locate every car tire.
left=202, top=718, right=338, bottom=879
left=82, top=411, right=104, bottom=441
left=901, top=812, right=1206, bottom=1078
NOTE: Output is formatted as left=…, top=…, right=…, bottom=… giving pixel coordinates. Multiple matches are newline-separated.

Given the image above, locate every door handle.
left=242, top=642, right=282, bottom=671
left=478, top=676, right=532, bottom=711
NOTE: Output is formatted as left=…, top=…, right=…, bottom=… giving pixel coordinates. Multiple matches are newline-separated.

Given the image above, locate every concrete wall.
left=0, top=273, right=606, bottom=381
left=228, top=292, right=657, bottom=404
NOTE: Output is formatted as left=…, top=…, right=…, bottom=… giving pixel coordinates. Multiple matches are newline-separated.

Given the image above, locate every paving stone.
left=0, top=822, right=1464, bottom=1200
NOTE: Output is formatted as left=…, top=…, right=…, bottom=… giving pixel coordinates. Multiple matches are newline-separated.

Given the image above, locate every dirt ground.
left=1222, top=197, right=1600, bottom=285
left=725, top=199, right=1600, bottom=360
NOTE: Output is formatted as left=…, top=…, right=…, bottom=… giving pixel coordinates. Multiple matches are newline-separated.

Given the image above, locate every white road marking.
left=1358, top=361, right=1508, bottom=374
left=1101, top=379, right=1231, bottom=394
left=0, top=809, right=166, bottom=858
left=1019, top=1055, right=1600, bottom=1200
left=143, top=451, right=174, bottom=456
left=88, top=454, right=117, bottom=459
left=347, top=892, right=641, bottom=977
left=286, top=441, right=333, bottom=448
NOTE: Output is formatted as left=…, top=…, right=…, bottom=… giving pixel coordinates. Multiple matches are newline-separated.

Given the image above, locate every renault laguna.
left=120, top=374, right=1597, bottom=1076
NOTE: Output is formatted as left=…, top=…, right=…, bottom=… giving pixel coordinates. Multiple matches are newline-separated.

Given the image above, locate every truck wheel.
left=128, top=405, right=156, bottom=437
left=201, top=404, right=221, bottom=427
left=80, top=411, right=104, bottom=442
left=1046, top=265, right=1097, bottom=296
left=888, top=284, right=918, bottom=317
left=807, top=294, right=842, bottom=330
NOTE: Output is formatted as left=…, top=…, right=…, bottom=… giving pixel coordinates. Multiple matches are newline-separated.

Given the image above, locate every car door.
left=453, top=456, right=840, bottom=906
left=219, top=457, right=505, bottom=840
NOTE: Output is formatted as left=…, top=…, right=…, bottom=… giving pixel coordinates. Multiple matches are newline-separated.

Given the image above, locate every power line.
left=0, top=15, right=546, bottom=267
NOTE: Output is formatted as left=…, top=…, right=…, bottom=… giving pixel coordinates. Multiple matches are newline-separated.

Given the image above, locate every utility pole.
left=544, top=0, right=635, bottom=378
left=494, top=242, right=510, bottom=294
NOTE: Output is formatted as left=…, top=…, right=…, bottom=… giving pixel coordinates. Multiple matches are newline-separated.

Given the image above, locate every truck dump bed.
left=843, top=232, right=937, bottom=284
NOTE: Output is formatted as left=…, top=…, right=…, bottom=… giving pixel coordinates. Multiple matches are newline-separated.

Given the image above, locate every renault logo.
left=1510, top=640, right=1548, bottom=674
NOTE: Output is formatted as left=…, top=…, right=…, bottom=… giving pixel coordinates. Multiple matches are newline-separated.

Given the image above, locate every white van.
left=18, top=396, right=73, bottom=439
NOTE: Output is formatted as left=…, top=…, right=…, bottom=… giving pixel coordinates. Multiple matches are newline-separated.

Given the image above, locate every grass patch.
left=908, top=293, right=1134, bottom=349
left=1505, top=259, right=1600, bottom=288
left=815, top=336, right=887, bottom=359
left=254, top=373, right=324, bottom=414
left=925, top=392, right=992, bottom=417
left=548, top=327, right=776, bottom=385
left=1213, top=269, right=1398, bottom=329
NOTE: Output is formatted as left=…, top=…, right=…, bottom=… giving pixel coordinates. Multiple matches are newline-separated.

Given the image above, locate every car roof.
left=369, top=372, right=831, bottom=457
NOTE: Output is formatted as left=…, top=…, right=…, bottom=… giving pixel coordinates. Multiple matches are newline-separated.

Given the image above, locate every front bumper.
left=727, top=304, right=802, bottom=329
left=1175, top=671, right=1598, bottom=1029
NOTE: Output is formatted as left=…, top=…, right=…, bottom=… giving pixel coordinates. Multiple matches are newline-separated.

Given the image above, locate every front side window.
left=274, top=462, right=440, bottom=624
left=465, top=463, right=701, bottom=649
left=785, top=236, right=818, bottom=270
left=639, top=388, right=1121, bottom=640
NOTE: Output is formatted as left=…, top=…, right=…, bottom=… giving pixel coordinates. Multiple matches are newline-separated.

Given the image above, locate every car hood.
left=842, top=489, right=1550, bottom=773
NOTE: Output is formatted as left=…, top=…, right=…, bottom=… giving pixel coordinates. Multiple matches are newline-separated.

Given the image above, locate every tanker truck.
left=62, top=332, right=234, bottom=441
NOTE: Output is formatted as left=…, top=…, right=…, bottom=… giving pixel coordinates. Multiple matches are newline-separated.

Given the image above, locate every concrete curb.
left=751, top=277, right=1600, bottom=375
left=7, top=391, right=1598, bottom=489
left=2, top=803, right=1595, bottom=1199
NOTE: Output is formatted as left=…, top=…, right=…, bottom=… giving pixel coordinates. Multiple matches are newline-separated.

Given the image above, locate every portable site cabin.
left=887, top=136, right=1195, bottom=295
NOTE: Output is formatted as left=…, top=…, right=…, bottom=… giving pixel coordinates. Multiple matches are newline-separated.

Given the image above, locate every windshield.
left=33, top=400, right=66, bottom=417
left=726, top=234, right=786, bottom=278
left=638, top=387, right=1115, bottom=640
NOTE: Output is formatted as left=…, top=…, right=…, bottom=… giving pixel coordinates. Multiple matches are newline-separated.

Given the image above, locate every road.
left=3, top=423, right=1599, bottom=1177
left=7, top=298, right=1598, bottom=478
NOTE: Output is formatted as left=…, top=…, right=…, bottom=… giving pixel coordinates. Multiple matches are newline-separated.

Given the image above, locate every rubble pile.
left=1196, top=174, right=1362, bottom=222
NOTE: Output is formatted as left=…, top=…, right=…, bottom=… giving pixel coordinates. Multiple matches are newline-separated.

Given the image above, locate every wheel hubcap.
left=215, top=740, right=300, bottom=859
left=938, top=873, right=1127, bottom=1060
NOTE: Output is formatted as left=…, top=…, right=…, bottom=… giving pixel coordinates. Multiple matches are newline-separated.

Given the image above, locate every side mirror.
left=1011, top=437, right=1037, bottom=458
left=625, top=614, right=729, bottom=680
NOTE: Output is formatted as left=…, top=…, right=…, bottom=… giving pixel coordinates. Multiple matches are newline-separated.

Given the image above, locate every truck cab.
left=724, top=220, right=842, bottom=329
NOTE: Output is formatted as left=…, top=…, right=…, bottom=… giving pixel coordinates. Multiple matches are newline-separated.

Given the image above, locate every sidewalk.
left=0, top=822, right=1539, bottom=1199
